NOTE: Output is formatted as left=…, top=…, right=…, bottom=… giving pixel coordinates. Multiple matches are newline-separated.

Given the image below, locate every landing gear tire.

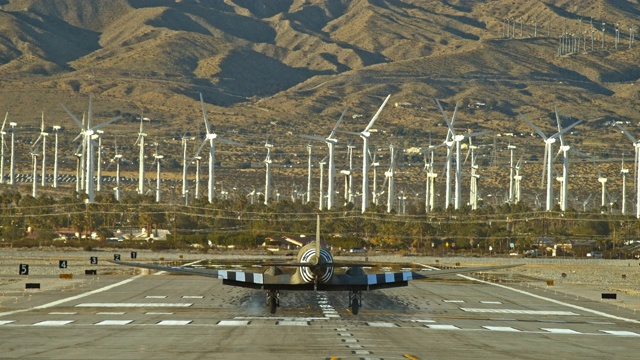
left=269, top=296, right=277, bottom=314
left=348, top=290, right=362, bottom=315
left=350, top=298, right=359, bottom=315
left=267, top=290, right=279, bottom=314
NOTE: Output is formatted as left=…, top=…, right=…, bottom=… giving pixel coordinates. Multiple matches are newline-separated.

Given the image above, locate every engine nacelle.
left=297, top=244, right=334, bottom=284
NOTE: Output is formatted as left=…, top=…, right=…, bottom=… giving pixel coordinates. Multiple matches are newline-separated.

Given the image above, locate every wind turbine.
left=553, top=107, right=583, bottom=211
left=340, top=95, right=391, bottom=212
left=264, top=140, right=273, bottom=205
left=435, top=100, right=457, bottom=209
left=110, top=140, right=123, bottom=201
left=370, top=149, right=380, bottom=207
left=520, top=112, right=581, bottom=211
left=95, top=130, right=104, bottom=192
left=422, top=143, right=440, bottom=212
left=340, top=143, right=356, bottom=205
left=9, top=121, right=17, bottom=185
left=438, top=100, right=490, bottom=209
left=0, top=113, right=7, bottom=184
left=514, top=153, right=524, bottom=204
left=615, top=124, right=640, bottom=218
left=193, top=156, right=201, bottom=200
left=31, top=113, right=49, bottom=187
left=133, top=115, right=147, bottom=195
left=301, top=108, right=347, bottom=210
left=597, top=164, right=607, bottom=210
left=52, top=125, right=61, bottom=188
left=62, top=96, right=120, bottom=203
left=197, top=93, right=242, bottom=203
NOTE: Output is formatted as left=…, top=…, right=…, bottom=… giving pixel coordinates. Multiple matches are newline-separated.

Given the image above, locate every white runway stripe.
left=181, top=296, right=204, bottom=299
left=0, top=320, right=15, bottom=325
left=76, top=303, right=193, bottom=308
left=156, top=320, right=192, bottom=325
left=145, top=296, right=167, bottom=299
left=277, top=320, right=309, bottom=326
left=33, top=320, right=74, bottom=326
left=366, top=322, right=398, bottom=327
left=426, top=324, right=460, bottom=330
left=542, top=328, right=581, bottom=334
left=443, top=300, right=465, bottom=303
left=461, top=308, right=579, bottom=316
left=217, top=320, right=250, bottom=326
left=483, top=326, right=521, bottom=332
left=48, top=312, right=77, bottom=315
left=95, top=320, right=133, bottom=326
left=97, top=312, right=125, bottom=315
left=599, top=330, right=640, bottom=337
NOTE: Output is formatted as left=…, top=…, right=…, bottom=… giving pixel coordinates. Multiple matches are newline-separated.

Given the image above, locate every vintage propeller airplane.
left=113, top=216, right=518, bottom=314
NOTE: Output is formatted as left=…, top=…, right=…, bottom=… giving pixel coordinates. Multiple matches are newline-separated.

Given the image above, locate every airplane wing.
left=112, top=260, right=519, bottom=291
left=326, top=264, right=521, bottom=291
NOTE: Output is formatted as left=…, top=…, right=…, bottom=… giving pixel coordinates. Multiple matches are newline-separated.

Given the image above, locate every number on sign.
left=90, top=256, right=98, bottom=265
left=59, top=260, right=68, bottom=269
left=131, top=251, right=137, bottom=259
left=19, top=264, right=29, bottom=275
left=114, top=254, right=121, bottom=261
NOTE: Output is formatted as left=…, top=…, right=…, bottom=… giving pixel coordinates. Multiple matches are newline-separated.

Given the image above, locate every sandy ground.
left=1, top=248, right=639, bottom=312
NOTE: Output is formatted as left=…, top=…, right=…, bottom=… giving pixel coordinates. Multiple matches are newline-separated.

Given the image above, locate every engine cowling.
left=298, top=245, right=334, bottom=284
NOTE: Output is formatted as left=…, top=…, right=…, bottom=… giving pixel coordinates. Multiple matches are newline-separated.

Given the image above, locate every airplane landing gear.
left=267, top=290, right=280, bottom=314
left=348, top=290, right=362, bottom=315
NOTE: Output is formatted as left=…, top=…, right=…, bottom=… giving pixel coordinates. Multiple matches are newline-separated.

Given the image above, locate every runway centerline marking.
left=33, top=320, right=74, bottom=326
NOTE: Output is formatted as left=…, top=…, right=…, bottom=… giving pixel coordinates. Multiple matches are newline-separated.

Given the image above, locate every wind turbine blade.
left=91, top=116, right=121, bottom=132
left=363, top=94, right=391, bottom=133
left=61, top=104, right=84, bottom=129
left=200, top=93, right=212, bottom=135
left=450, top=102, right=459, bottom=126
left=300, top=134, right=327, bottom=142
left=549, top=120, right=582, bottom=140
left=519, top=113, right=548, bottom=140
left=87, top=95, right=93, bottom=129
left=40, top=112, right=45, bottom=132
left=570, top=148, right=592, bottom=159
left=194, top=139, right=208, bottom=158
left=615, top=124, right=638, bottom=143
left=553, top=147, right=563, bottom=161
left=1, top=112, right=7, bottom=132
left=328, top=107, right=348, bottom=139
left=133, top=134, right=142, bottom=147
left=541, top=143, right=548, bottom=188
left=33, top=135, right=42, bottom=148
left=464, top=130, right=491, bottom=139
left=216, top=137, right=242, bottom=146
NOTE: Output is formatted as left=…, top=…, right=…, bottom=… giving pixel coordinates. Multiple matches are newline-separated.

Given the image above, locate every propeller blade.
left=363, top=94, right=391, bottom=133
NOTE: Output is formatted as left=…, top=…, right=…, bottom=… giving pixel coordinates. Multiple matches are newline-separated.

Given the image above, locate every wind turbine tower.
left=0, top=113, right=7, bottom=184
left=508, top=144, right=516, bottom=203
left=621, top=157, right=629, bottom=215
left=386, top=144, right=396, bottom=213
left=30, top=146, right=39, bottom=198
left=306, top=144, right=312, bottom=204
left=134, top=117, right=147, bottom=195
left=181, top=134, right=189, bottom=196
left=318, top=156, right=327, bottom=210
left=96, top=130, right=104, bottom=192
left=264, top=141, right=273, bottom=205
left=9, top=121, right=17, bottom=185
left=153, top=145, right=163, bottom=203
left=38, top=113, right=48, bottom=187
left=435, top=100, right=457, bottom=209
left=112, top=142, right=123, bottom=201
left=52, top=125, right=61, bottom=188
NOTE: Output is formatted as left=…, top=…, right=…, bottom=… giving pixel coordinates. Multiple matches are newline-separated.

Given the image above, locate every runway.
left=1, top=269, right=639, bottom=359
